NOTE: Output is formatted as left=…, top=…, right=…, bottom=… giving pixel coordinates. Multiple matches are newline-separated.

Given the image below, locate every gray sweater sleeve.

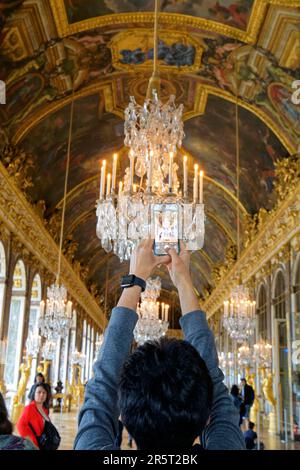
left=74, top=306, right=138, bottom=450
left=180, top=310, right=245, bottom=450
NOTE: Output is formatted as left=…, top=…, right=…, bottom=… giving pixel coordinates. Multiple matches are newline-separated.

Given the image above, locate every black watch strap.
left=121, top=274, right=146, bottom=292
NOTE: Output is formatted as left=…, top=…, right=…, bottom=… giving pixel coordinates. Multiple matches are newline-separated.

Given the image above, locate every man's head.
left=119, top=337, right=213, bottom=450
left=248, top=421, right=255, bottom=430
left=240, top=378, right=246, bottom=387
left=35, top=373, right=45, bottom=383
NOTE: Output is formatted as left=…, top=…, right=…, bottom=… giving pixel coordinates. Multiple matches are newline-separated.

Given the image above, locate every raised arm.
left=166, top=246, right=245, bottom=450
left=74, top=240, right=169, bottom=450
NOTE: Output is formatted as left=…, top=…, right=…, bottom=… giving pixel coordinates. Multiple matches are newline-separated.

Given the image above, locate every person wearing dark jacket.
left=74, top=240, right=245, bottom=451
left=240, top=378, right=255, bottom=420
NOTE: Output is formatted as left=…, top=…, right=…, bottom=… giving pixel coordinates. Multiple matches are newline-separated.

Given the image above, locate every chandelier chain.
left=57, top=86, right=75, bottom=284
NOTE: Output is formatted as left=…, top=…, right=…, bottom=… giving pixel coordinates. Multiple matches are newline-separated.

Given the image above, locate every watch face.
left=121, top=274, right=135, bottom=287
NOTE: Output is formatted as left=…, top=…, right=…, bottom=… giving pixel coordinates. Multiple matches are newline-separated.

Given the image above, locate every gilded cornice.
left=49, top=0, right=263, bottom=43
left=0, top=162, right=107, bottom=330
left=204, top=180, right=300, bottom=318
left=49, top=1, right=299, bottom=42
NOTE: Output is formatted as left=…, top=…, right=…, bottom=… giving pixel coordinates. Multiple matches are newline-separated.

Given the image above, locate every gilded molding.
left=49, top=1, right=300, bottom=43
left=0, top=162, right=106, bottom=330
left=49, top=0, right=266, bottom=43
left=204, top=180, right=300, bottom=318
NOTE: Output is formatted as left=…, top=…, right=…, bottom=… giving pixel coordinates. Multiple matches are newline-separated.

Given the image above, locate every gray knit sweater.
left=74, top=307, right=245, bottom=450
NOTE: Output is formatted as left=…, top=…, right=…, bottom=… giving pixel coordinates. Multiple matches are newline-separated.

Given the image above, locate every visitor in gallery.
left=74, top=240, right=245, bottom=450
left=230, top=385, right=244, bottom=426
left=244, top=421, right=258, bottom=450
left=17, top=382, right=52, bottom=448
left=240, top=378, right=255, bottom=422
left=28, top=373, right=51, bottom=408
left=0, top=392, right=37, bottom=450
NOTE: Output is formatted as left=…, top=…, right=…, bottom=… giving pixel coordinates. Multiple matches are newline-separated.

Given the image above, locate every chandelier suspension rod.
left=56, top=86, right=75, bottom=285
left=235, top=62, right=241, bottom=268
left=147, top=0, right=160, bottom=99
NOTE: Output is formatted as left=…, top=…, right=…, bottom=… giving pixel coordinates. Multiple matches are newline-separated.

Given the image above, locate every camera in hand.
left=153, top=203, right=180, bottom=256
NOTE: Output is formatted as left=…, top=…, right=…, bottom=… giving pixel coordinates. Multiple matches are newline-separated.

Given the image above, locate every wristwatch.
left=121, top=274, right=146, bottom=292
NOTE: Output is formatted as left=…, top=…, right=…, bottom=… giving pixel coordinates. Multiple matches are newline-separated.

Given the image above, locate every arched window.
left=26, top=274, right=42, bottom=392
left=274, top=271, right=286, bottom=319
left=89, top=327, right=94, bottom=378
left=81, top=319, right=87, bottom=382
left=5, top=260, right=26, bottom=393
left=257, top=284, right=268, bottom=340
left=0, top=242, right=6, bottom=336
left=85, top=324, right=91, bottom=381
left=28, top=274, right=41, bottom=335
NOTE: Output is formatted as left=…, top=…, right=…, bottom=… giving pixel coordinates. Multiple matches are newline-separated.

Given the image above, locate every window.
left=274, top=271, right=286, bottom=319
left=5, top=260, right=26, bottom=392
left=257, top=284, right=268, bottom=340
left=0, top=242, right=6, bottom=336
left=292, top=259, right=300, bottom=437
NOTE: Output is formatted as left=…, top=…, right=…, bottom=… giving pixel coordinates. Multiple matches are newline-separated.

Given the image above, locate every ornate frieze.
left=0, top=162, right=106, bottom=330
left=204, top=175, right=300, bottom=318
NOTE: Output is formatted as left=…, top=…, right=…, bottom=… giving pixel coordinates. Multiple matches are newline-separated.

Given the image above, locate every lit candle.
left=112, top=153, right=118, bottom=191
left=193, top=164, right=198, bottom=203
left=119, top=181, right=123, bottom=195
left=133, top=184, right=137, bottom=193
left=168, top=152, right=174, bottom=191
left=40, top=300, right=45, bottom=318
left=183, top=155, right=188, bottom=197
left=106, top=173, right=111, bottom=197
left=66, top=300, right=72, bottom=318
left=161, top=302, right=165, bottom=321
left=100, top=160, right=106, bottom=199
left=147, top=150, right=154, bottom=191
left=165, top=305, right=169, bottom=322
left=129, top=151, right=134, bottom=191
left=199, top=170, right=203, bottom=204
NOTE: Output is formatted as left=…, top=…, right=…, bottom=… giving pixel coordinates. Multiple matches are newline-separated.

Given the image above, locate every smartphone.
left=152, top=203, right=180, bottom=256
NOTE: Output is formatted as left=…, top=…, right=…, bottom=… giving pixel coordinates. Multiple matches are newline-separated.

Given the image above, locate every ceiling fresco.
left=0, top=0, right=299, bottom=320
left=63, top=0, right=255, bottom=30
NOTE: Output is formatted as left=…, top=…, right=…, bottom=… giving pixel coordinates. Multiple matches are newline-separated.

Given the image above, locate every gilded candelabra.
left=11, top=355, right=33, bottom=424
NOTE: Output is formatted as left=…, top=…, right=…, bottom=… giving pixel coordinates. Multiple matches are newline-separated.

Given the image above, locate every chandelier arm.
left=56, top=87, right=75, bottom=285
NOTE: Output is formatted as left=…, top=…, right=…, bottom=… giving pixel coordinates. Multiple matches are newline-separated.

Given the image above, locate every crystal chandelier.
left=94, top=334, right=104, bottom=362
left=253, top=339, right=272, bottom=368
left=39, top=285, right=73, bottom=341
left=238, top=343, right=253, bottom=367
left=134, top=277, right=169, bottom=345
left=71, top=349, right=86, bottom=367
left=42, top=339, right=56, bottom=360
left=25, top=331, right=41, bottom=357
left=39, top=90, right=75, bottom=340
left=223, top=286, right=256, bottom=343
left=223, top=69, right=255, bottom=343
left=95, top=1, right=205, bottom=262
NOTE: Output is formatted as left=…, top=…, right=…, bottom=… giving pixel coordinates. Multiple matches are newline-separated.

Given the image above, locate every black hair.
left=34, top=373, right=45, bottom=383
left=31, top=382, right=51, bottom=408
left=119, top=337, right=213, bottom=450
left=230, top=384, right=240, bottom=397
left=248, top=421, right=255, bottom=430
left=0, top=392, right=13, bottom=435
left=241, top=378, right=246, bottom=383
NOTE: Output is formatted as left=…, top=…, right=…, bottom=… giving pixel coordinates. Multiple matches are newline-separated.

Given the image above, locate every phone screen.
left=153, top=204, right=180, bottom=255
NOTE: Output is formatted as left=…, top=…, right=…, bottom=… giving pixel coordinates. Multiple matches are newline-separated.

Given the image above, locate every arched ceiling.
left=0, top=0, right=299, bottom=325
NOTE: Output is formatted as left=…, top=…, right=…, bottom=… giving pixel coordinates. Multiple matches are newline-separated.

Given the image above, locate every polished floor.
left=50, top=408, right=300, bottom=451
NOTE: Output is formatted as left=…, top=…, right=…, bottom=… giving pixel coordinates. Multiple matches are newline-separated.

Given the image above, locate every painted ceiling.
left=0, top=0, right=299, bottom=326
